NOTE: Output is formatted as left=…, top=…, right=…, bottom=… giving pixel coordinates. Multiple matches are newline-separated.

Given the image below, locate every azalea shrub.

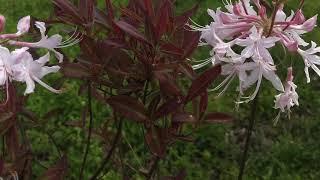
left=0, top=0, right=319, bottom=179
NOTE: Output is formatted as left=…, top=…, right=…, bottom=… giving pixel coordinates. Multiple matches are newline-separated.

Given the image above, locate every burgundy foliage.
left=0, top=0, right=232, bottom=179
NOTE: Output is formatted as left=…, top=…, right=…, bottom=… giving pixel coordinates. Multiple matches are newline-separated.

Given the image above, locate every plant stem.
left=237, top=95, right=259, bottom=180
left=146, top=157, right=160, bottom=180
left=143, top=80, right=150, bottom=104
left=79, top=81, right=94, bottom=180
left=89, top=117, right=123, bottom=180
left=240, top=0, right=249, bottom=15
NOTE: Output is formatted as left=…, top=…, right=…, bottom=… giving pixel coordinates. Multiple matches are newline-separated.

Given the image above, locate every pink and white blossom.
left=191, top=0, right=318, bottom=113
left=297, top=41, right=320, bottom=83
left=0, top=14, right=79, bottom=102
left=274, top=67, right=299, bottom=112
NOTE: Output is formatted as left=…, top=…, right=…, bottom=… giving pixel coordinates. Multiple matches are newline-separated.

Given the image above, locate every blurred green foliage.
left=2, top=0, right=320, bottom=179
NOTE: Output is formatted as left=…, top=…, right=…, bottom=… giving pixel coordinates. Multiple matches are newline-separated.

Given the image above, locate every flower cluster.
left=0, top=15, right=81, bottom=103
left=192, top=0, right=318, bottom=113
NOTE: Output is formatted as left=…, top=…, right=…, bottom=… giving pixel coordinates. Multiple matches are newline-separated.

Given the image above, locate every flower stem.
left=79, top=81, right=93, bottom=180
left=89, top=116, right=123, bottom=180
left=240, top=0, right=249, bottom=15
left=146, top=156, right=160, bottom=180
left=237, top=94, right=259, bottom=180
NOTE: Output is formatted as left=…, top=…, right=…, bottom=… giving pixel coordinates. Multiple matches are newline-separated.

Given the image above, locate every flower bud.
left=16, top=15, right=30, bottom=35
left=292, top=10, right=305, bottom=25
left=0, top=15, right=5, bottom=32
left=301, top=15, right=318, bottom=32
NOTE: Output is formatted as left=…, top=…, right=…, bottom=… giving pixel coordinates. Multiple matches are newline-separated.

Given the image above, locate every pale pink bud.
left=292, top=10, right=305, bottom=25
left=287, top=41, right=298, bottom=52
left=0, top=15, right=6, bottom=32
left=233, top=3, right=244, bottom=16
left=16, top=15, right=30, bottom=35
left=286, top=67, right=293, bottom=82
left=301, top=15, right=318, bottom=32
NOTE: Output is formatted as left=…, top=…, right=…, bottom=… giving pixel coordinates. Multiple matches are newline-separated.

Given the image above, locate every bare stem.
left=267, top=2, right=281, bottom=37
left=240, top=0, right=249, bottom=15
left=79, top=81, right=94, bottom=180
left=237, top=94, right=259, bottom=180
left=146, top=157, right=160, bottom=180
left=89, top=117, right=123, bottom=180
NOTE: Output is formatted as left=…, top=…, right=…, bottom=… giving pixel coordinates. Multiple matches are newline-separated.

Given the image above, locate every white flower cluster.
left=191, top=0, right=318, bottom=113
left=0, top=15, right=81, bottom=99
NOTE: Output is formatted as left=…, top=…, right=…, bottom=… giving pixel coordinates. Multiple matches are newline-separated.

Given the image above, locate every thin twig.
left=143, top=80, right=150, bottom=104
left=240, top=0, right=249, bottom=15
left=267, top=4, right=279, bottom=37
left=146, top=157, right=160, bottom=180
left=79, top=81, right=94, bottom=180
left=47, top=132, right=62, bottom=158
left=90, top=117, right=123, bottom=180
left=237, top=94, right=259, bottom=180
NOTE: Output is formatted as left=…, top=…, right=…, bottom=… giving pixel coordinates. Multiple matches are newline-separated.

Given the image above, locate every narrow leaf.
left=114, top=20, right=150, bottom=44
left=185, top=65, right=221, bottom=102
left=40, top=156, right=68, bottom=180
left=106, top=95, right=149, bottom=122
left=204, top=112, right=233, bottom=124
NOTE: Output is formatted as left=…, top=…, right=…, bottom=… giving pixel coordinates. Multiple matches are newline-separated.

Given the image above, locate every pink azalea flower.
left=9, top=21, right=82, bottom=63
left=297, top=41, right=320, bottom=83
left=236, top=26, right=280, bottom=64
left=10, top=48, right=61, bottom=95
left=241, top=56, right=284, bottom=102
left=191, top=0, right=318, bottom=111
left=274, top=67, right=299, bottom=112
left=16, top=16, right=30, bottom=36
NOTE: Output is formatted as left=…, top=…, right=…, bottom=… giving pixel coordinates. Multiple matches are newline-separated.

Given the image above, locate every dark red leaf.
left=145, top=16, right=157, bottom=45
left=0, top=158, right=3, bottom=176
left=105, top=0, right=114, bottom=21
left=155, top=98, right=182, bottom=119
left=174, top=4, right=199, bottom=28
left=0, top=112, right=13, bottom=122
left=182, top=30, right=200, bottom=58
left=160, top=43, right=184, bottom=56
left=61, top=63, right=91, bottom=79
left=143, top=0, right=154, bottom=17
left=5, top=126, right=19, bottom=159
left=114, top=20, right=150, bottom=44
left=106, top=95, right=149, bottom=123
left=178, top=63, right=196, bottom=80
left=95, top=8, right=111, bottom=29
left=53, top=0, right=83, bottom=25
left=199, top=91, right=208, bottom=115
left=119, top=6, right=143, bottom=26
left=204, top=112, right=233, bottom=124
left=145, top=127, right=168, bottom=158
left=154, top=72, right=182, bottom=97
left=155, top=0, right=171, bottom=39
left=172, top=113, right=196, bottom=123
left=185, top=65, right=221, bottom=102
left=40, top=156, right=68, bottom=180
left=79, top=0, right=95, bottom=24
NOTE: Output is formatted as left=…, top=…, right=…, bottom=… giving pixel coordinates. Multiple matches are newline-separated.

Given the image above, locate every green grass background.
left=2, top=0, right=320, bottom=179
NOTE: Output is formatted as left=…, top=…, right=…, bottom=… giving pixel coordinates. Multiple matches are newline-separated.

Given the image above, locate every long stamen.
left=210, top=72, right=235, bottom=91
left=192, top=58, right=212, bottom=69
left=216, top=73, right=236, bottom=97
left=32, top=75, right=62, bottom=94
left=60, top=27, right=79, bottom=45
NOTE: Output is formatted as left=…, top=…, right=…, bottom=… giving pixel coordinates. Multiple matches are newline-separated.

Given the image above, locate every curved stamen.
left=32, top=75, right=62, bottom=94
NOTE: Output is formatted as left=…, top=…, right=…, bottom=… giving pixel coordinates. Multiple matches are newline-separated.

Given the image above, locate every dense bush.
left=1, top=0, right=320, bottom=179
